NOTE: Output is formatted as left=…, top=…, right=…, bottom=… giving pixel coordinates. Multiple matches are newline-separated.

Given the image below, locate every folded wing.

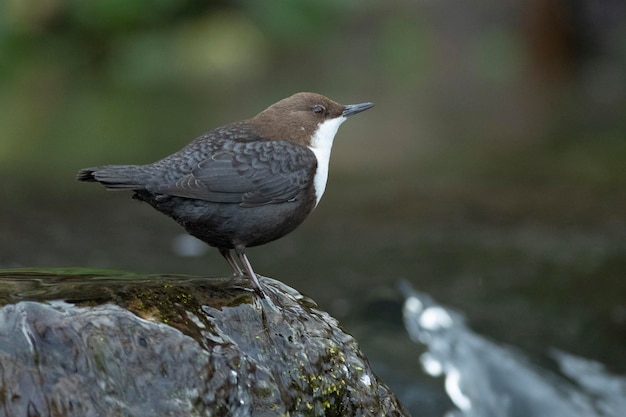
left=152, top=140, right=317, bottom=207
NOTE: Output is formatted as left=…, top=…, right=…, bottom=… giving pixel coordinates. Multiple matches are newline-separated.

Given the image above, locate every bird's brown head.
left=251, top=92, right=373, bottom=147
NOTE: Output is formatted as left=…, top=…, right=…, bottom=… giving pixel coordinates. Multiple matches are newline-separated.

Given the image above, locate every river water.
left=1, top=174, right=624, bottom=416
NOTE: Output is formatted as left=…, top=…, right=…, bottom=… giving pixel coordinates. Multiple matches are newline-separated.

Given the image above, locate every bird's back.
left=77, top=121, right=258, bottom=190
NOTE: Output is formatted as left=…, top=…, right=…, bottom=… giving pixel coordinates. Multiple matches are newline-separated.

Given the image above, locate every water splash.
left=400, top=281, right=625, bottom=417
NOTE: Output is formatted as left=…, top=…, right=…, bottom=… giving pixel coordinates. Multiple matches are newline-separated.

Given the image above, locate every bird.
left=77, top=92, right=373, bottom=296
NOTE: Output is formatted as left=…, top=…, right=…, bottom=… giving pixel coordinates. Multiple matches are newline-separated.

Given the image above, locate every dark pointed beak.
left=342, top=102, right=374, bottom=117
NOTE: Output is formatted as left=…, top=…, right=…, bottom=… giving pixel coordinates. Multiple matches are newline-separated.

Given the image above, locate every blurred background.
left=1, top=0, right=625, bottom=414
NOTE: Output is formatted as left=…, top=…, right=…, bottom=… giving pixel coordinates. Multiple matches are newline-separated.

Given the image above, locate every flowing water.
left=1, top=178, right=624, bottom=416
left=401, top=282, right=626, bottom=417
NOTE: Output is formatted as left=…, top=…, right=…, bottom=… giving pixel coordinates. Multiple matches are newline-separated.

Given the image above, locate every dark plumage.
left=78, top=92, right=373, bottom=295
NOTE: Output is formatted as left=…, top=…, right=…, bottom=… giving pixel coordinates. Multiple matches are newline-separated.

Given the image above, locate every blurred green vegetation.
left=1, top=0, right=624, bottom=200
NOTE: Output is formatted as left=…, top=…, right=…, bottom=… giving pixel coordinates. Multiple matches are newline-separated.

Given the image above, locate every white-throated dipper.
left=77, top=92, right=373, bottom=296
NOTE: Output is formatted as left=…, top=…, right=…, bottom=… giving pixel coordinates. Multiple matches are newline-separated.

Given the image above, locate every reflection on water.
left=400, top=281, right=626, bottom=417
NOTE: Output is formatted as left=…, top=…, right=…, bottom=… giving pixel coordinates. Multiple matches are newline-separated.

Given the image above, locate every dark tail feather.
left=76, top=165, right=150, bottom=190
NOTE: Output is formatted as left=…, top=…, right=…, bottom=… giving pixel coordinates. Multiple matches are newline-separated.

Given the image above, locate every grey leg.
left=219, top=248, right=243, bottom=276
left=235, top=246, right=265, bottom=297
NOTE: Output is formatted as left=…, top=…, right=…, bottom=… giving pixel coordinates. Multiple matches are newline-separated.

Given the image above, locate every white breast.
left=307, top=116, right=346, bottom=207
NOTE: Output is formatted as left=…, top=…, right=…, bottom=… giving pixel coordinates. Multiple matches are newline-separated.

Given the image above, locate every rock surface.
left=0, top=268, right=410, bottom=417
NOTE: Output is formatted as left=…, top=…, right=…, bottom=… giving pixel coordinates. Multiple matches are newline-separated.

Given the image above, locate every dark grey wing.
left=153, top=140, right=317, bottom=207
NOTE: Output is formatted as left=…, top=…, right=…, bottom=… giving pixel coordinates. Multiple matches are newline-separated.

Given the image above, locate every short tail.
left=77, top=165, right=150, bottom=190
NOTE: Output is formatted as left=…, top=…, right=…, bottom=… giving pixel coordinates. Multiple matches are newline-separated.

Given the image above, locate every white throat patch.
left=307, top=116, right=346, bottom=207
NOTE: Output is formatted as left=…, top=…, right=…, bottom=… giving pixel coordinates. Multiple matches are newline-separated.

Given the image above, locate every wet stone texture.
left=0, top=269, right=410, bottom=417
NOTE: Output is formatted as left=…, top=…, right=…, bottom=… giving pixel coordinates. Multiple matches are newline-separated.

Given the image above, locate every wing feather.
left=153, top=140, right=316, bottom=207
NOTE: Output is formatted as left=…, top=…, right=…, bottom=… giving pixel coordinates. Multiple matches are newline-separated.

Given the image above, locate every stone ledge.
left=0, top=268, right=410, bottom=417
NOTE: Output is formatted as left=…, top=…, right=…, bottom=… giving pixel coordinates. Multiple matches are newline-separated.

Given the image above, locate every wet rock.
left=0, top=268, right=410, bottom=417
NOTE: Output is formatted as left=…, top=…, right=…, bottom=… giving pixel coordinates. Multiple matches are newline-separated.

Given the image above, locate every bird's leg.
left=235, top=246, right=265, bottom=297
left=219, top=248, right=243, bottom=276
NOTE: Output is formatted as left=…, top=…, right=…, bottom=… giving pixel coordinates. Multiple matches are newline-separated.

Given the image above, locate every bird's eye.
left=312, top=105, right=326, bottom=115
